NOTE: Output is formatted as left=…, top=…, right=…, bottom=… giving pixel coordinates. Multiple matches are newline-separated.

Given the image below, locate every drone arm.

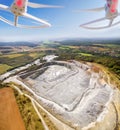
left=27, top=2, right=63, bottom=8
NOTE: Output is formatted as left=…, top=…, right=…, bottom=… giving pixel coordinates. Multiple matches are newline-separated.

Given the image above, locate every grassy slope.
left=37, top=106, right=58, bottom=130
left=14, top=89, right=45, bottom=130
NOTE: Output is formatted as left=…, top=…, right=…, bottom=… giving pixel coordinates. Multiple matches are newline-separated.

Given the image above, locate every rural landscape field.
left=0, top=38, right=120, bottom=130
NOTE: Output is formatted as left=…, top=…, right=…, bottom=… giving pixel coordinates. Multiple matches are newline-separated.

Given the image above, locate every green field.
left=1, top=53, right=24, bottom=58
left=0, top=64, right=12, bottom=74
left=56, top=44, right=120, bottom=80
left=79, top=53, right=93, bottom=57
left=29, top=52, right=45, bottom=59
left=59, top=46, right=71, bottom=50
left=0, top=52, right=45, bottom=75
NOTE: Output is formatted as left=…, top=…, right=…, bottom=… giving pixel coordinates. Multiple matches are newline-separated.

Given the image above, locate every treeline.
left=0, top=42, right=38, bottom=47
left=78, top=56, right=120, bottom=79
left=56, top=49, right=120, bottom=80
left=59, top=38, right=120, bottom=46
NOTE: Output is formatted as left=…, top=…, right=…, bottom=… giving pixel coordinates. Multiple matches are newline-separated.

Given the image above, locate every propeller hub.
left=10, top=0, right=27, bottom=16
left=106, top=10, right=118, bottom=19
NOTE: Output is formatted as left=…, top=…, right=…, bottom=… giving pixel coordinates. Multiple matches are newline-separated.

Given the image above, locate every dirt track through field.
left=0, top=87, right=26, bottom=130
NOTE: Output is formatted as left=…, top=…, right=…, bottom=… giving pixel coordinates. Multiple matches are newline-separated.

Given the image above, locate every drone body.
left=0, top=0, right=62, bottom=28
left=105, top=0, right=118, bottom=19
left=80, top=0, right=120, bottom=29
left=11, top=0, right=28, bottom=16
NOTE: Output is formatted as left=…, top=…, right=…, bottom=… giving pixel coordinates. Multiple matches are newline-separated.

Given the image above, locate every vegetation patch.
left=79, top=53, right=93, bottom=57
left=55, top=44, right=120, bottom=80
left=29, top=53, right=40, bottom=59
left=1, top=53, right=24, bottom=58
left=14, top=89, right=45, bottom=130
left=0, top=52, right=45, bottom=73
left=37, top=106, right=58, bottom=130
left=93, top=44, right=120, bottom=48
left=0, top=64, right=12, bottom=74
left=29, top=52, right=45, bottom=59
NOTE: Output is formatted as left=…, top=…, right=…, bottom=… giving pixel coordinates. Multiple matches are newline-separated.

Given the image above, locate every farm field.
left=0, top=87, right=26, bottom=130
left=0, top=64, right=12, bottom=74
left=79, top=53, right=93, bottom=57
left=0, top=52, right=45, bottom=74
left=0, top=53, right=24, bottom=58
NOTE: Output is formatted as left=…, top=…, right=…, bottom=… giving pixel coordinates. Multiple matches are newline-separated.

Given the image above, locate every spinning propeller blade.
left=75, top=7, right=104, bottom=12
left=0, top=4, right=10, bottom=12
left=28, top=2, right=63, bottom=8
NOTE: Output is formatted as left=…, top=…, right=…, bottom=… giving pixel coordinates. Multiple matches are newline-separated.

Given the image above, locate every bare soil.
left=0, top=87, right=26, bottom=130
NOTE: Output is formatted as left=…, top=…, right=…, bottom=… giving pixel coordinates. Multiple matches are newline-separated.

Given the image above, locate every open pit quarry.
left=10, top=59, right=120, bottom=130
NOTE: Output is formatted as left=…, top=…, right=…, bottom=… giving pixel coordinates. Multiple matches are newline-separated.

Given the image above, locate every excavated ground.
left=20, top=60, right=120, bottom=130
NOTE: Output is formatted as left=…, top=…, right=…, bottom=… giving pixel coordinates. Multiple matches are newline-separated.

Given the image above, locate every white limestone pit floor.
left=20, top=60, right=120, bottom=130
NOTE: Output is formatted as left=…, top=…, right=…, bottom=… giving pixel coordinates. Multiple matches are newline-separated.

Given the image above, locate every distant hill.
left=58, top=38, right=120, bottom=46
left=0, top=42, right=38, bottom=47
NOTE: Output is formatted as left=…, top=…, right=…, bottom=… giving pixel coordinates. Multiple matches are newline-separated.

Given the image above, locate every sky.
left=0, top=0, right=120, bottom=41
